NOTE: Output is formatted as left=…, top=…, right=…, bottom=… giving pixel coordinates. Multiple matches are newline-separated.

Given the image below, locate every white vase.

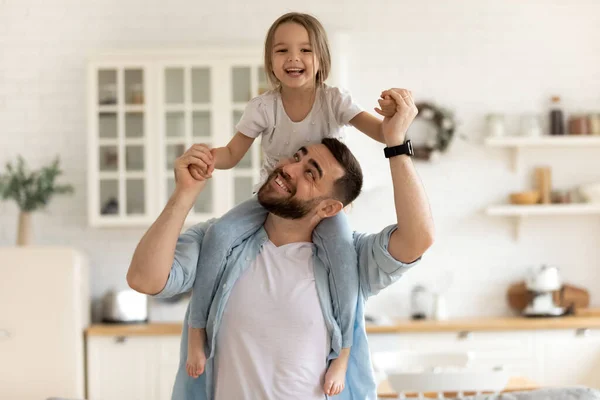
left=17, top=211, right=32, bottom=246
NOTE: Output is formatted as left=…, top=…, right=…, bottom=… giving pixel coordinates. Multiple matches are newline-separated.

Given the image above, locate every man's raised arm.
left=377, top=88, right=435, bottom=264
left=126, top=144, right=214, bottom=295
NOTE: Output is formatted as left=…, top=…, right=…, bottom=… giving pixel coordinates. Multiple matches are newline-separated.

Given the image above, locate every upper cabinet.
left=87, top=49, right=264, bottom=227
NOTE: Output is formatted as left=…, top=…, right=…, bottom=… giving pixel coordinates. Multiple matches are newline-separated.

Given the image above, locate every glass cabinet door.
left=231, top=65, right=264, bottom=205
left=95, top=66, right=148, bottom=223
left=161, top=66, right=214, bottom=216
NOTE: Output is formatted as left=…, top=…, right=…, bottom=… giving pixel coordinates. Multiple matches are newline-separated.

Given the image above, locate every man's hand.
left=375, top=88, right=418, bottom=146
left=174, top=144, right=214, bottom=199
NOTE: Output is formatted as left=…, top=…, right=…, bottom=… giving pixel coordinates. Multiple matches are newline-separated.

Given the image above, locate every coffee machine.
left=522, top=265, right=566, bottom=317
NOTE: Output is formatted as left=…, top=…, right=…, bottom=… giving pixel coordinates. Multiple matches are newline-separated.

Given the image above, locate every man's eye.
left=306, top=170, right=314, bottom=179
left=293, top=154, right=300, bottom=161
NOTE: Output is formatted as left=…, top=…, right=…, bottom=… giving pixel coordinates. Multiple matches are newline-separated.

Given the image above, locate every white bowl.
left=579, top=183, right=600, bottom=203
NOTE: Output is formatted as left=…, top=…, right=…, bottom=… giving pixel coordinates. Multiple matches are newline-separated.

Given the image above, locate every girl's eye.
left=276, top=49, right=287, bottom=53
left=301, top=49, right=312, bottom=53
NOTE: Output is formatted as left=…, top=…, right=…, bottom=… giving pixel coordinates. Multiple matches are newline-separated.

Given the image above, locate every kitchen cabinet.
left=368, top=328, right=600, bottom=389
left=87, top=326, right=600, bottom=398
left=368, top=331, right=537, bottom=380
left=87, top=49, right=265, bottom=227
left=86, top=335, right=181, bottom=400
left=535, top=328, right=600, bottom=389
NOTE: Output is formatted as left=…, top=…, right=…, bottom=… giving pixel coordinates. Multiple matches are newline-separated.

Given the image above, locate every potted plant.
left=0, top=155, right=74, bottom=245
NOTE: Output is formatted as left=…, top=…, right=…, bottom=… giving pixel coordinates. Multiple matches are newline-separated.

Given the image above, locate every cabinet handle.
left=576, top=328, right=591, bottom=337
left=115, top=336, right=128, bottom=344
left=0, top=329, right=11, bottom=340
left=458, top=331, right=472, bottom=340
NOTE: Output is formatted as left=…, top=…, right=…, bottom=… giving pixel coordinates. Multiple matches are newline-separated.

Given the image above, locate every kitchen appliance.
left=101, top=289, right=148, bottom=323
left=523, top=265, right=566, bottom=317
left=0, top=247, right=89, bottom=399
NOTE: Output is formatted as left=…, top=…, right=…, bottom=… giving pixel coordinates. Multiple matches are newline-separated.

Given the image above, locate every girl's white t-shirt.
left=235, top=84, right=363, bottom=189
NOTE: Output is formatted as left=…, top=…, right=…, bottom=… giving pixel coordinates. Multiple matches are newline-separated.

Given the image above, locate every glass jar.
left=130, top=83, right=144, bottom=104
left=99, top=83, right=117, bottom=105
left=485, top=113, right=505, bottom=138
left=568, top=115, right=590, bottom=135
left=520, top=114, right=542, bottom=137
left=410, top=285, right=429, bottom=320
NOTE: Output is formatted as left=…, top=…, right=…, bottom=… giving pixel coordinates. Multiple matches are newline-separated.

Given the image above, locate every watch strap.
left=384, top=140, right=414, bottom=158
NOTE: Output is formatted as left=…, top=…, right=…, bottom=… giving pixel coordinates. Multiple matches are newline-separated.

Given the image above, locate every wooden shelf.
left=485, top=203, right=600, bottom=239
left=485, top=136, right=600, bottom=171
left=485, top=136, right=600, bottom=148
left=486, top=203, right=600, bottom=216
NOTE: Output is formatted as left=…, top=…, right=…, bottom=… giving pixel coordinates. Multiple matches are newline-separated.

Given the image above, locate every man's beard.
left=257, top=168, right=323, bottom=219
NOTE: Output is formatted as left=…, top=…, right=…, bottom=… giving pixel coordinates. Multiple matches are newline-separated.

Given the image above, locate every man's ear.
left=316, top=199, right=344, bottom=219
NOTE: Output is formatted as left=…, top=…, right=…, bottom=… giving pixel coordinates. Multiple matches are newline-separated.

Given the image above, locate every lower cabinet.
left=87, top=328, right=600, bottom=399
left=368, top=328, right=600, bottom=389
left=86, top=335, right=180, bottom=400
left=535, top=328, right=600, bottom=389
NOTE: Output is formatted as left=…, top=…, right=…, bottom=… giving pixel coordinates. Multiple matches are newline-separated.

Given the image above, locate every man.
left=127, top=88, right=434, bottom=400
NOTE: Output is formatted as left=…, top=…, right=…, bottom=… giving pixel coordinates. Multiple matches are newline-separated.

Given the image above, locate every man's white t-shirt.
left=235, top=84, right=363, bottom=190
left=214, top=240, right=330, bottom=400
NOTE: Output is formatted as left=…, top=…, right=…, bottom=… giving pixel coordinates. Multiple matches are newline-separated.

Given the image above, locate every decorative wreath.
left=409, top=102, right=456, bottom=161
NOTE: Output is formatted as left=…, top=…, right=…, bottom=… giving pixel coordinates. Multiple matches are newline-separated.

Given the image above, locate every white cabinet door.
left=88, top=50, right=264, bottom=228
left=87, top=336, right=159, bottom=400
left=157, top=336, right=183, bottom=399
left=368, top=331, right=537, bottom=379
left=89, top=64, right=155, bottom=227
left=536, top=329, right=600, bottom=389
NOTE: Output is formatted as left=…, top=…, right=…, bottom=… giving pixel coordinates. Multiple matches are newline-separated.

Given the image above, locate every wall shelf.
left=484, top=136, right=600, bottom=171
left=485, top=203, right=600, bottom=239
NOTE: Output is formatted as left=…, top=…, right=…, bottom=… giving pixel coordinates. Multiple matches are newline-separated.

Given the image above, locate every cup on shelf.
left=589, top=114, right=600, bottom=136
left=485, top=113, right=505, bottom=138
left=568, top=115, right=590, bottom=135
left=519, top=114, right=542, bottom=137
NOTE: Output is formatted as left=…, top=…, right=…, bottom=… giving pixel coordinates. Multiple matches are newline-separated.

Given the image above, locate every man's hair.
left=321, top=138, right=363, bottom=206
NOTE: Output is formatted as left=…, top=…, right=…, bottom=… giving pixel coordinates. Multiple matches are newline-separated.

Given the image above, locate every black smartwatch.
left=384, top=140, right=414, bottom=158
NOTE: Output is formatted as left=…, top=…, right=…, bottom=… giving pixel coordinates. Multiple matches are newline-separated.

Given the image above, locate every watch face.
left=406, top=140, right=414, bottom=156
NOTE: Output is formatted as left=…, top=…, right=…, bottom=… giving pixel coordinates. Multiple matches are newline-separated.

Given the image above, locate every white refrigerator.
left=0, top=247, right=90, bottom=400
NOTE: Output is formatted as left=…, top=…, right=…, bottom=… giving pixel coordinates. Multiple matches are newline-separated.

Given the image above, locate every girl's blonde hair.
left=263, top=12, right=331, bottom=89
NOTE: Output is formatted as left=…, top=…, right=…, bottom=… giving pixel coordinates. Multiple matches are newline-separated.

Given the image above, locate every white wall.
left=1, top=0, right=599, bottom=320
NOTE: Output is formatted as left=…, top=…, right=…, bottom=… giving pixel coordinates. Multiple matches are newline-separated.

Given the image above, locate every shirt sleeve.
left=152, top=219, right=215, bottom=299
left=354, top=224, right=421, bottom=298
left=235, top=96, right=270, bottom=139
left=328, top=86, right=363, bottom=126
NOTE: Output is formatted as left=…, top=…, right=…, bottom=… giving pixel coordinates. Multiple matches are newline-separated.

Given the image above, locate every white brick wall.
left=1, top=0, right=599, bottom=320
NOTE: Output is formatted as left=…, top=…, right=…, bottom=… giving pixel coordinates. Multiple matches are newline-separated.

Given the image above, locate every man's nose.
left=281, top=162, right=300, bottom=179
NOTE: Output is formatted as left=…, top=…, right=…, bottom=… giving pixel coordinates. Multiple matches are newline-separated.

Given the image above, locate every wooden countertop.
left=365, top=313, right=600, bottom=334
left=86, top=323, right=183, bottom=336
left=377, top=376, right=539, bottom=398
left=86, top=309, right=600, bottom=336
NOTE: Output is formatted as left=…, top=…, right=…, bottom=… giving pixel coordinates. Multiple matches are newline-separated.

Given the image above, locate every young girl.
left=186, top=12, right=394, bottom=396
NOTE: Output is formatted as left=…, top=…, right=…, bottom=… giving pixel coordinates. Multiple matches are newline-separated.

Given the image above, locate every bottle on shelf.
left=549, top=96, right=565, bottom=136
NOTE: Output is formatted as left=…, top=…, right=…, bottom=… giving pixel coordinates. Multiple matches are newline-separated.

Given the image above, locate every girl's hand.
left=184, top=144, right=215, bottom=181
left=379, top=88, right=418, bottom=146
left=174, top=144, right=214, bottom=197
left=375, top=94, right=397, bottom=118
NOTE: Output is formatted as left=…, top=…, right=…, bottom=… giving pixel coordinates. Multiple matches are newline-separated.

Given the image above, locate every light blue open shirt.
left=154, top=218, right=419, bottom=400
